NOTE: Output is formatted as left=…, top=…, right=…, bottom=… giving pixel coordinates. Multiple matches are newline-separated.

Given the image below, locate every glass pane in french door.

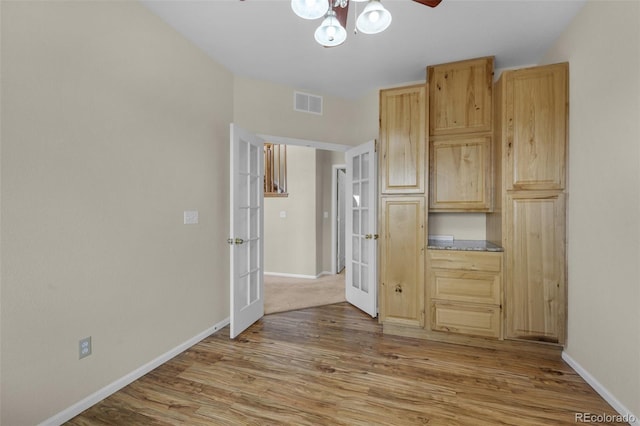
left=350, top=149, right=371, bottom=294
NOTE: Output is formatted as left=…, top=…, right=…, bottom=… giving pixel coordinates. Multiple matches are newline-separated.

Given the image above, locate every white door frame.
left=331, top=164, right=347, bottom=274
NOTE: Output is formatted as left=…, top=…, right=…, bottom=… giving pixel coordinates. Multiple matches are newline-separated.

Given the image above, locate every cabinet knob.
left=395, top=284, right=402, bottom=293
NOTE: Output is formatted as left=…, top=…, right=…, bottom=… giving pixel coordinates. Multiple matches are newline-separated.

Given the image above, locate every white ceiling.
left=140, top=0, right=585, bottom=99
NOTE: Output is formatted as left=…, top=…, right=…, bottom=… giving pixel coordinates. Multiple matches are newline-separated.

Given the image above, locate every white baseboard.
left=39, top=317, right=230, bottom=426
left=562, top=351, right=639, bottom=425
left=265, top=271, right=334, bottom=279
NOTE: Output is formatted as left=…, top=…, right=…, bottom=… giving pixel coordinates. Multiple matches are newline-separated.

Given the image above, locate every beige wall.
left=263, top=146, right=318, bottom=276
left=0, top=2, right=233, bottom=424
left=264, top=147, right=344, bottom=277
left=541, top=0, right=640, bottom=418
left=428, top=213, right=487, bottom=240
left=233, top=75, right=365, bottom=146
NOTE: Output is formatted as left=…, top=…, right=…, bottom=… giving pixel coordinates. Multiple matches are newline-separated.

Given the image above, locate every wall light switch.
left=184, top=210, right=198, bottom=225
left=323, top=211, right=329, bottom=219
left=279, top=211, right=287, bottom=218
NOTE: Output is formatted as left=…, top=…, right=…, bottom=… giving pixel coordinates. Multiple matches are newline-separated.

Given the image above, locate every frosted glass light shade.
left=314, top=11, right=347, bottom=47
left=356, top=0, right=392, bottom=34
left=291, top=0, right=330, bottom=20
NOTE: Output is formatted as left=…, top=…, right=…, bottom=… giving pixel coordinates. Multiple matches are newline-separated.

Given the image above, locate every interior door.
left=345, top=141, right=378, bottom=317
left=229, top=124, right=264, bottom=338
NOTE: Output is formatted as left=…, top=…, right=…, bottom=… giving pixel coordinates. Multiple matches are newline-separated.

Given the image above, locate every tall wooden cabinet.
left=378, top=59, right=568, bottom=349
left=488, top=63, right=568, bottom=344
left=378, top=85, right=427, bottom=327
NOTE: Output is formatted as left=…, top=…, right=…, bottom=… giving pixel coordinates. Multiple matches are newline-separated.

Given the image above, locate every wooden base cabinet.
left=379, top=197, right=426, bottom=328
left=428, top=250, right=503, bottom=339
left=504, top=191, right=566, bottom=343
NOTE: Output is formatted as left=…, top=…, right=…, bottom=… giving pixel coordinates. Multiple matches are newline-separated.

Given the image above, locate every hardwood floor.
left=67, top=303, right=619, bottom=425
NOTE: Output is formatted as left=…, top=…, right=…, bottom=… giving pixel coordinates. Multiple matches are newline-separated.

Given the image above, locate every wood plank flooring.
left=66, top=303, right=620, bottom=425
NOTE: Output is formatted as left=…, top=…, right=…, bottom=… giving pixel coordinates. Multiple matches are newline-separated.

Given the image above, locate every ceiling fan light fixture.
left=314, top=10, right=347, bottom=47
left=356, top=0, right=392, bottom=35
left=291, top=0, right=330, bottom=20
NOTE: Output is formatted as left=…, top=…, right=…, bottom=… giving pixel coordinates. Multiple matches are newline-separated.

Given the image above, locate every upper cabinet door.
left=379, top=85, right=427, bottom=194
left=503, top=63, right=568, bottom=191
left=428, top=57, right=493, bottom=136
left=429, top=134, right=492, bottom=212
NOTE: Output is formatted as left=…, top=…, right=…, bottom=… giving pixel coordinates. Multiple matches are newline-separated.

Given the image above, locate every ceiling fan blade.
left=413, top=0, right=443, bottom=7
left=334, top=1, right=349, bottom=30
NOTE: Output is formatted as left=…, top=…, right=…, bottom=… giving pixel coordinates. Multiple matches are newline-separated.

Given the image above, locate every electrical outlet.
left=79, top=336, right=92, bottom=359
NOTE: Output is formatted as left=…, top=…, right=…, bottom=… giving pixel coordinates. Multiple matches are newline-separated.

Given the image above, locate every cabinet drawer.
left=431, top=302, right=501, bottom=338
left=430, top=270, right=500, bottom=304
left=428, top=250, right=501, bottom=272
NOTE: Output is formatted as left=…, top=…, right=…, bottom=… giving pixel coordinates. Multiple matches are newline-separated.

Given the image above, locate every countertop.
left=427, top=239, right=504, bottom=252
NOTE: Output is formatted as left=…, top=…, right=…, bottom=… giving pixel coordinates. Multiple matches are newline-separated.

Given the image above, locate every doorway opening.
left=261, top=144, right=347, bottom=314
left=230, top=126, right=378, bottom=337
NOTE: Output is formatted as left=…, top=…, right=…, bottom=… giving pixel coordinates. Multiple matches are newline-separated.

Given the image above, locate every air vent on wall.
left=294, top=91, right=323, bottom=115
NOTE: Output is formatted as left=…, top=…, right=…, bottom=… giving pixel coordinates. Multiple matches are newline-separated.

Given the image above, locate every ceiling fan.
left=291, top=0, right=443, bottom=47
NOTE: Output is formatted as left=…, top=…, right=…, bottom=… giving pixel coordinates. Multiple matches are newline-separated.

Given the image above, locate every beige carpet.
left=264, top=271, right=346, bottom=314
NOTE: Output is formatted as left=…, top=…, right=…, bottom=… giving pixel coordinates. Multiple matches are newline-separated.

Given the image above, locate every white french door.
left=345, top=141, right=378, bottom=317
left=229, top=124, right=264, bottom=338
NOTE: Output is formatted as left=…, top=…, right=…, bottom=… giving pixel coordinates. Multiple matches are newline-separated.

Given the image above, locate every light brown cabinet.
left=379, top=196, right=426, bottom=328
left=378, top=83, right=428, bottom=329
left=428, top=250, right=502, bottom=339
left=429, top=135, right=492, bottom=211
left=504, top=192, right=566, bottom=342
left=379, top=85, right=427, bottom=194
left=489, top=62, right=568, bottom=345
left=427, top=57, right=494, bottom=212
left=503, top=64, right=568, bottom=191
left=428, top=57, right=493, bottom=136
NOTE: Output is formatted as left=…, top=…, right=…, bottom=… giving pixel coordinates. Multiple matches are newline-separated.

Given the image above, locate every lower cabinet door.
left=505, top=191, right=566, bottom=344
left=431, top=302, right=501, bottom=338
left=379, top=196, right=425, bottom=327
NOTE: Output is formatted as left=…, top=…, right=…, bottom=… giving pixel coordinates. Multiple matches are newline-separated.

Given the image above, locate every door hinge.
left=374, top=139, right=378, bottom=153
